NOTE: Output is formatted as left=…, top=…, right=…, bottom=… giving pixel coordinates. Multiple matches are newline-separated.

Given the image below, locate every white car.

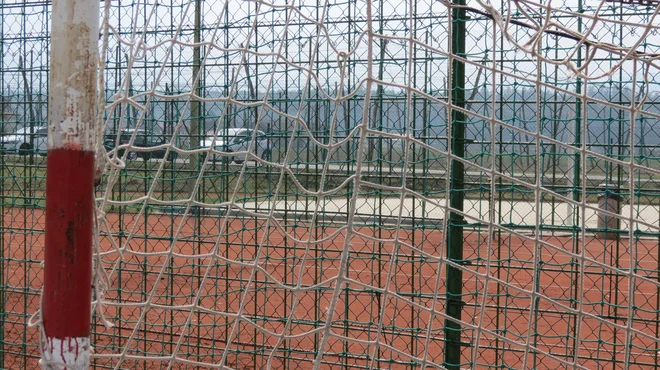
left=0, top=126, right=48, bottom=155
left=200, top=128, right=272, bottom=164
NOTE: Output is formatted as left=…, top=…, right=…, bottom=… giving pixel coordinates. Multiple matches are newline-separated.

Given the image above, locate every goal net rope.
left=34, top=0, right=660, bottom=368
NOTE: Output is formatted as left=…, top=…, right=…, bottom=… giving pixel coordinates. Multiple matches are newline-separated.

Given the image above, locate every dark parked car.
left=104, top=128, right=175, bottom=161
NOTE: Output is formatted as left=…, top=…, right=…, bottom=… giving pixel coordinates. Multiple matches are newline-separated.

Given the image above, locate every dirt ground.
left=1, top=207, right=659, bottom=369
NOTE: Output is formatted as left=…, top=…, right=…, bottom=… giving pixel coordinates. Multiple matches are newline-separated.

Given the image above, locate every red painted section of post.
left=43, top=148, right=95, bottom=338
left=43, top=0, right=99, bottom=368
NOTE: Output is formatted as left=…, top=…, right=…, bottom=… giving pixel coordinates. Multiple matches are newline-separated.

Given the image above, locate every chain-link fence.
left=2, top=0, right=660, bottom=368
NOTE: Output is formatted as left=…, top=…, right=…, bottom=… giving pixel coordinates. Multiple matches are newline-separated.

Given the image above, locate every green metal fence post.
left=189, top=0, right=202, bottom=194
left=444, top=0, right=466, bottom=368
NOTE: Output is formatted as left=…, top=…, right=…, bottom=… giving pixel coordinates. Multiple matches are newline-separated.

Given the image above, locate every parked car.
left=200, top=128, right=272, bottom=164
left=0, top=126, right=48, bottom=155
left=104, top=128, right=175, bottom=161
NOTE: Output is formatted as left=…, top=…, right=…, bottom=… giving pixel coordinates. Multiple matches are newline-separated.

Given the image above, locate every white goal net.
left=34, top=0, right=660, bottom=368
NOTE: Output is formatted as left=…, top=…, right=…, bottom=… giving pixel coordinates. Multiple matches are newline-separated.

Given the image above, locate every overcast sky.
left=1, top=0, right=659, bottom=97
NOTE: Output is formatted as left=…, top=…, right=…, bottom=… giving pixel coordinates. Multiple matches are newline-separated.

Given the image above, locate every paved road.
left=168, top=158, right=628, bottom=186
left=210, top=197, right=659, bottom=233
left=147, top=158, right=660, bottom=233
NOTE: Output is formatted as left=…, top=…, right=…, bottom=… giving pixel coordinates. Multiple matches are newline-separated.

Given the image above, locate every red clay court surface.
left=2, top=208, right=660, bottom=369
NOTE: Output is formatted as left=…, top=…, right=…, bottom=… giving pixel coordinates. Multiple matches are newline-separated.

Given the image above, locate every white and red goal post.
left=41, top=0, right=99, bottom=369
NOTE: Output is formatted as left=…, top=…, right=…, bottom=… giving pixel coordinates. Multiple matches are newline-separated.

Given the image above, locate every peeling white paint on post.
left=40, top=337, right=91, bottom=370
left=49, top=0, right=99, bottom=151
left=42, top=1, right=99, bottom=369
